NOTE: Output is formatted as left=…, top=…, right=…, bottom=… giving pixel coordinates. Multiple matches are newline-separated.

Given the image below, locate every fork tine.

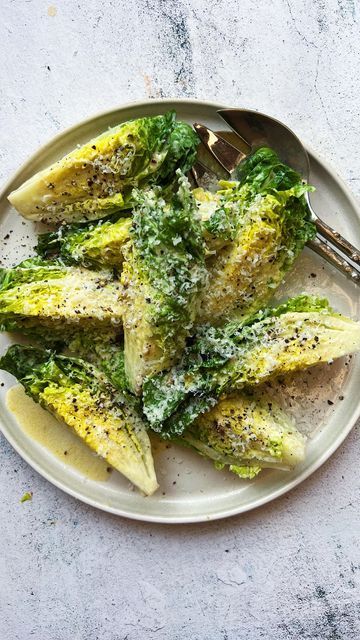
left=190, top=160, right=221, bottom=191
left=193, top=123, right=246, bottom=174
left=190, top=161, right=208, bottom=186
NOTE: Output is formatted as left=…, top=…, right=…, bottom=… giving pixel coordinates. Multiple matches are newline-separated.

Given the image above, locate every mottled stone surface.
left=0, top=1, right=359, bottom=638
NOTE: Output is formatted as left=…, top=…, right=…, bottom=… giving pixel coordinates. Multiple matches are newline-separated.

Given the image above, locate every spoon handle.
left=314, top=217, right=360, bottom=265
left=308, top=237, right=360, bottom=284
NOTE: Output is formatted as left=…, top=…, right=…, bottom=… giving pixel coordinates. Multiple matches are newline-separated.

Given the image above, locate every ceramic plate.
left=0, top=99, right=359, bottom=523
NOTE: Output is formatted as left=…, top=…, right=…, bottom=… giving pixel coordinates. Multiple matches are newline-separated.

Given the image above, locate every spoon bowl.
left=218, top=108, right=310, bottom=178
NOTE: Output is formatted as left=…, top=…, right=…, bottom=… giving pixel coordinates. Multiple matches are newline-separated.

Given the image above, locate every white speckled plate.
left=0, top=99, right=359, bottom=523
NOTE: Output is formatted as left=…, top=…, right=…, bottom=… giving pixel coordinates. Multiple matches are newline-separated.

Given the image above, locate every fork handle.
left=306, top=194, right=360, bottom=263
left=308, top=237, right=360, bottom=284
left=314, top=218, right=360, bottom=264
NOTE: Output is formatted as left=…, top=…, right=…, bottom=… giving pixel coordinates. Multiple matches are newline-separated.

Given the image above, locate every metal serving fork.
left=191, top=113, right=360, bottom=285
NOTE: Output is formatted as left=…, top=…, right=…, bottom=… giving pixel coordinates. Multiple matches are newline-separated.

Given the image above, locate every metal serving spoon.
left=192, top=111, right=360, bottom=284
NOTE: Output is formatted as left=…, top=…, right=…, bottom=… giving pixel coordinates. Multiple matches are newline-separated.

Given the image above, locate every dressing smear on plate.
left=6, top=385, right=111, bottom=481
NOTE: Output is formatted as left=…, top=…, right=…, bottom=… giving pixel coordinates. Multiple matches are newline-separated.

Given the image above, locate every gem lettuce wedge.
left=196, top=148, right=316, bottom=325
left=0, top=257, right=124, bottom=340
left=8, top=112, right=199, bottom=224
left=179, top=393, right=306, bottom=478
left=0, top=345, right=158, bottom=495
left=143, top=295, right=360, bottom=436
left=122, top=172, right=207, bottom=393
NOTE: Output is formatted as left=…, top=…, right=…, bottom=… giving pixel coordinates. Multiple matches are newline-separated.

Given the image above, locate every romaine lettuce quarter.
left=8, top=112, right=198, bottom=224
left=197, top=148, right=316, bottom=324
left=0, top=257, right=124, bottom=340
left=122, top=172, right=207, bottom=393
left=180, top=393, right=306, bottom=478
left=0, top=345, right=158, bottom=495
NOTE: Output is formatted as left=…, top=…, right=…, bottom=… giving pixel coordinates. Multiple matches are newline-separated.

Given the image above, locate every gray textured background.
left=0, top=1, right=359, bottom=638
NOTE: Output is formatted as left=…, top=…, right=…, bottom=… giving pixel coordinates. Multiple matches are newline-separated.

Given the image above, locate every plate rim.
left=1, top=97, right=359, bottom=524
